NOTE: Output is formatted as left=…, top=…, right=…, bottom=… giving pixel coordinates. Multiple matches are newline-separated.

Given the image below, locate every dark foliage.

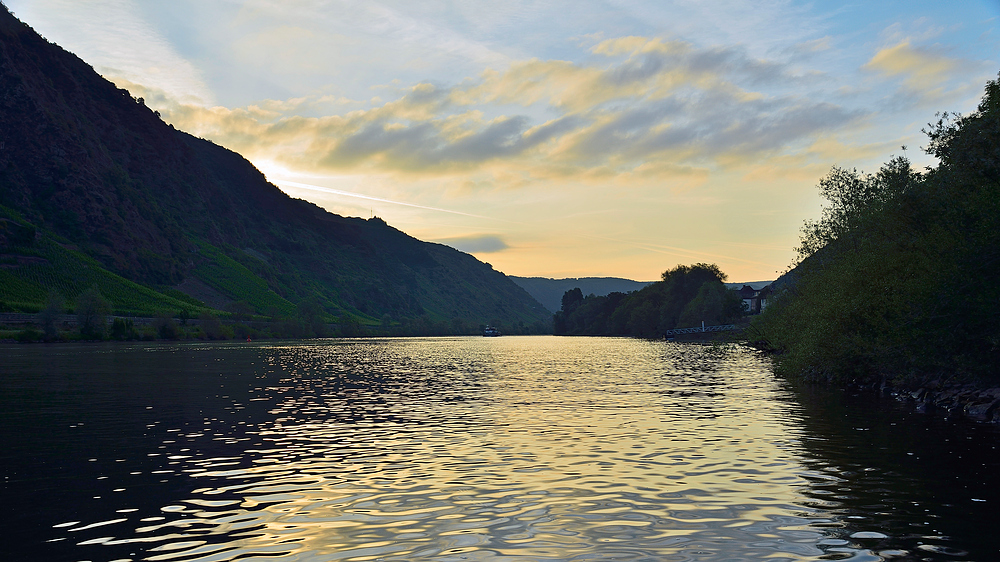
left=75, top=286, right=110, bottom=339
left=554, top=263, right=743, bottom=336
left=751, top=73, right=1000, bottom=386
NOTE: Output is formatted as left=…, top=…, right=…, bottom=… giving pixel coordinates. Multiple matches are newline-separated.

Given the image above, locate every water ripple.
left=2, top=337, right=997, bottom=560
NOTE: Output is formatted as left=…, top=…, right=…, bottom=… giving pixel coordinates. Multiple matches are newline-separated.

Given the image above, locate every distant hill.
left=0, top=6, right=549, bottom=332
left=724, top=281, right=773, bottom=291
left=510, top=276, right=654, bottom=313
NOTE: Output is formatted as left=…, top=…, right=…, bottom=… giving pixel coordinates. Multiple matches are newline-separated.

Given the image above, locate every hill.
left=0, top=6, right=549, bottom=334
left=510, top=276, right=653, bottom=313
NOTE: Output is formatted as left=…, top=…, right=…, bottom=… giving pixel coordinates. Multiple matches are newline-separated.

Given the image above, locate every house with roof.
left=737, top=284, right=771, bottom=314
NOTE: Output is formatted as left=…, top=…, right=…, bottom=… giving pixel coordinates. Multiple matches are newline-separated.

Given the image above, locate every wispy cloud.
left=434, top=234, right=510, bottom=253
left=131, top=34, right=866, bottom=190
left=865, top=41, right=956, bottom=86
left=7, top=0, right=213, bottom=104
left=863, top=39, right=987, bottom=108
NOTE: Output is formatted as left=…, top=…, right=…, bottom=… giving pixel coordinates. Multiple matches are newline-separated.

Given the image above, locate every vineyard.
left=192, top=243, right=297, bottom=316
left=0, top=235, right=207, bottom=316
left=0, top=230, right=311, bottom=319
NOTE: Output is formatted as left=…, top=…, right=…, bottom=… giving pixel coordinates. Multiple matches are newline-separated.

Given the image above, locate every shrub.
left=153, top=312, right=180, bottom=340
left=76, top=287, right=111, bottom=339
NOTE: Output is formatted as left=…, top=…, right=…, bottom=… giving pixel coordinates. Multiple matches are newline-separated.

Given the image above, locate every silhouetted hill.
left=0, top=6, right=549, bottom=331
left=510, top=276, right=653, bottom=313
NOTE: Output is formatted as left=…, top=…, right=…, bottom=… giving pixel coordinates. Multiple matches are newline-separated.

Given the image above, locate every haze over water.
left=2, top=337, right=998, bottom=561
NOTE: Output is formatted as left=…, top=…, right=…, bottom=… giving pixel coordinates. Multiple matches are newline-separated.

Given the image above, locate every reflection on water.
left=1, top=337, right=998, bottom=561
left=788, top=384, right=1000, bottom=560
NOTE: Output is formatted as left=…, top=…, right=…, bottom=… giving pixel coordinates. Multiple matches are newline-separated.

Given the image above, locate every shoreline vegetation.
left=747, top=73, right=1000, bottom=395
left=552, top=263, right=744, bottom=338
left=0, top=309, right=546, bottom=342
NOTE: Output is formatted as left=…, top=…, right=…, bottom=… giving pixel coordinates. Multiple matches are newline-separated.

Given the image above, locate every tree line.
left=553, top=263, right=744, bottom=337
left=749, top=72, right=1000, bottom=387
left=9, top=286, right=551, bottom=342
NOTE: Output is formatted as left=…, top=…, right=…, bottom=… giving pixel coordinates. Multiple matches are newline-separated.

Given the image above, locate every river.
left=1, top=336, right=997, bottom=561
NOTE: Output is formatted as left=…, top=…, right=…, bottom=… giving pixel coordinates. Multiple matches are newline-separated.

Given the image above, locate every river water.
left=1, top=337, right=998, bottom=561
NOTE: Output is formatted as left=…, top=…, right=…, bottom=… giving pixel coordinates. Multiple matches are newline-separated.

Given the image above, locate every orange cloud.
left=864, top=41, right=957, bottom=95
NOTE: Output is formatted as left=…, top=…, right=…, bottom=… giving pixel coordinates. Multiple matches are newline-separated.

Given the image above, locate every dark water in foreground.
left=1, top=337, right=998, bottom=561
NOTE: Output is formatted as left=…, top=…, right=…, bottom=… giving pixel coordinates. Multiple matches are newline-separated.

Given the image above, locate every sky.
left=6, top=0, right=999, bottom=282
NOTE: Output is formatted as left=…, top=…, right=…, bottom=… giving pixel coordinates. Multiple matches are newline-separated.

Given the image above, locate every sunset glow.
left=9, top=0, right=998, bottom=281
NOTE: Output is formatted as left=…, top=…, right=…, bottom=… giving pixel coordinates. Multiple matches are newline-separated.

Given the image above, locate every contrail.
left=273, top=179, right=491, bottom=219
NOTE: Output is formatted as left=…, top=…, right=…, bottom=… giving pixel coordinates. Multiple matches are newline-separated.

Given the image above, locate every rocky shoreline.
left=867, top=380, right=1000, bottom=423
left=900, top=385, right=1000, bottom=423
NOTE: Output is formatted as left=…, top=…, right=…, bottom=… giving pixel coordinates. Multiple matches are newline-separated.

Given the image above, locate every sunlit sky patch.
left=8, top=0, right=999, bottom=281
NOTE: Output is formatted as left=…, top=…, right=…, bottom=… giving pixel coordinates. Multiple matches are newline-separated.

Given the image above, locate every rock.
left=966, top=399, right=1000, bottom=420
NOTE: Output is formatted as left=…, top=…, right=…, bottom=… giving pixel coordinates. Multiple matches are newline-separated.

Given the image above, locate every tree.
left=76, top=287, right=111, bottom=339
left=296, top=296, right=325, bottom=336
left=153, top=312, right=179, bottom=340
left=39, top=291, right=63, bottom=341
left=553, top=264, right=736, bottom=337
left=753, top=72, right=1000, bottom=385
left=553, top=288, right=585, bottom=334
left=796, top=157, right=916, bottom=264
left=110, top=317, right=138, bottom=340
left=199, top=311, right=224, bottom=339
left=561, top=288, right=584, bottom=314
left=655, top=264, right=729, bottom=331
left=677, top=281, right=742, bottom=328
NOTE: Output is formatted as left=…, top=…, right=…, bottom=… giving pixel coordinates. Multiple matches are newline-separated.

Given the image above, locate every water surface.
left=1, top=337, right=998, bottom=561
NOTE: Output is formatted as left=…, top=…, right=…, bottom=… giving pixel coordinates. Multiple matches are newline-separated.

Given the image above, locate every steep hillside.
left=0, top=6, right=549, bottom=329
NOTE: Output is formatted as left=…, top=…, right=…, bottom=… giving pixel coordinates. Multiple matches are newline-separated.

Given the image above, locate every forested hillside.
left=750, top=73, right=1000, bottom=386
left=0, top=5, right=549, bottom=335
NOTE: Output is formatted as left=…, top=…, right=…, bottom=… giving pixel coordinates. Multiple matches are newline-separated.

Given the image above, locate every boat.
left=483, top=326, right=501, bottom=337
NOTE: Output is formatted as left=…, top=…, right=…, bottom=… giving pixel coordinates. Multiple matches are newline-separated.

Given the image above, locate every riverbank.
left=890, top=381, right=1000, bottom=423
left=788, top=371, right=1000, bottom=424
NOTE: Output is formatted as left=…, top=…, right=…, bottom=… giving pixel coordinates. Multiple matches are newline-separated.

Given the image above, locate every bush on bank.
left=750, top=73, right=1000, bottom=388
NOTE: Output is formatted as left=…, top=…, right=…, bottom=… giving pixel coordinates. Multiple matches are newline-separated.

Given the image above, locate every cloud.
left=435, top=234, right=510, bottom=254
left=861, top=40, right=988, bottom=111
left=7, top=0, right=213, bottom=104
left=124, top=33, right=868, bottom=189
left=864, top=41, right=956, bottom=86
left=791, top=37, right=832, bottom=55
